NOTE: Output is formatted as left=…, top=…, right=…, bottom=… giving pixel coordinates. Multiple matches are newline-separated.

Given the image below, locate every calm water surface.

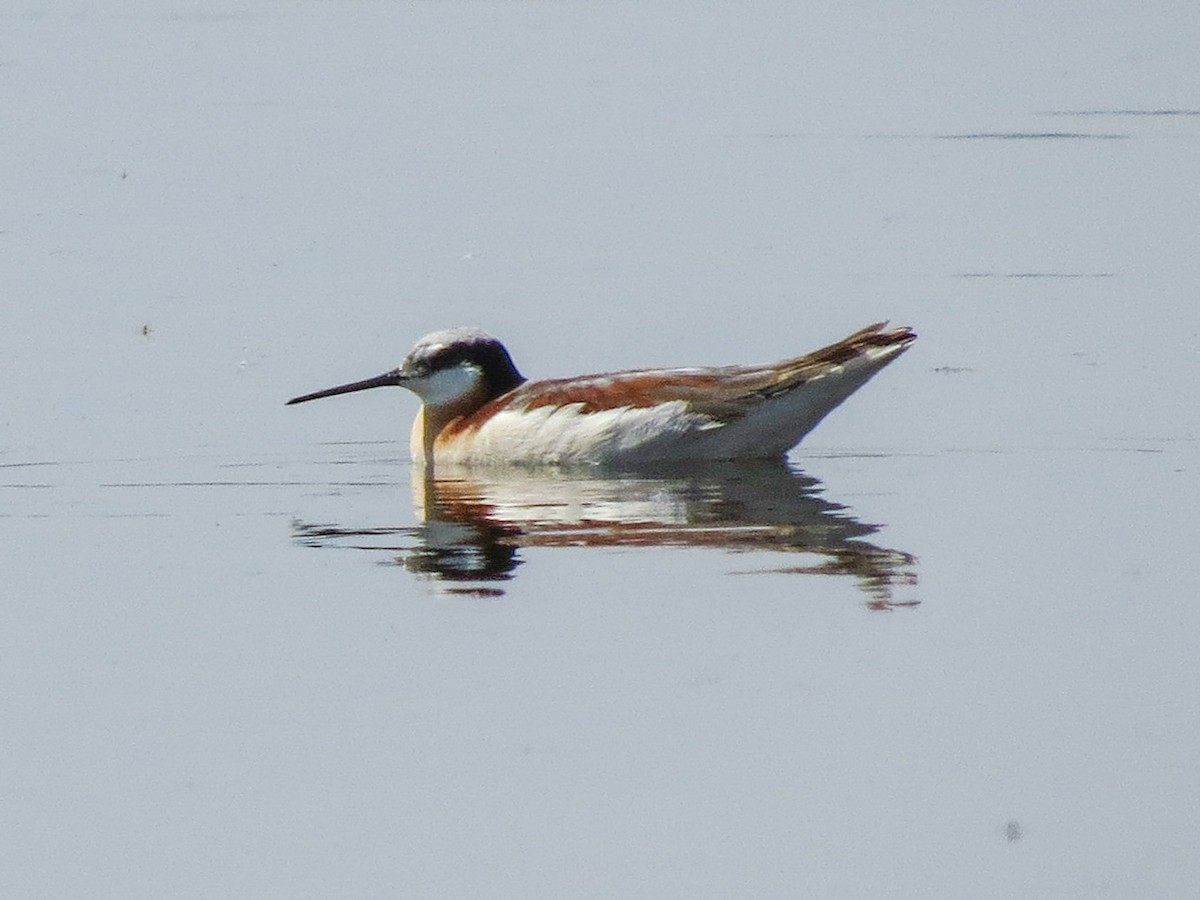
left=4, top=2, right=1199, bottom=898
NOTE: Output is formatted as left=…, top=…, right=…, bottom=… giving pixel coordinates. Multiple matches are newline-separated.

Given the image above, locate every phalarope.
left=287, top=322, right=915, bottom=468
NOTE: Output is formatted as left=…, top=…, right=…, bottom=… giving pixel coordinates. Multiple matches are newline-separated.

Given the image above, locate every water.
left=4, top=2, right=1199, bottom=897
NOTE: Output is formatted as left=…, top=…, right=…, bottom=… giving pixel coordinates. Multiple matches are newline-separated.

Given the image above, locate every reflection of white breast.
left=414, top=468, right=693, bottom=527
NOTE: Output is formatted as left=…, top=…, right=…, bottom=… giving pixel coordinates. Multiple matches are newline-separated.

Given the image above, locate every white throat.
left=406, top=362, right=483, bottom=406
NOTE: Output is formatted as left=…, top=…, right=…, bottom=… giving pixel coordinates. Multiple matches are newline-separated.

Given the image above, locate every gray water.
left=4, top=3, right=1199, bottom=897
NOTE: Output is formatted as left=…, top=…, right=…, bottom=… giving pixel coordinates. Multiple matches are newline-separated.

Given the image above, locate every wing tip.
left=858, top=321, right=917, bottom=346
left=803, top=321, right=917, bottom=370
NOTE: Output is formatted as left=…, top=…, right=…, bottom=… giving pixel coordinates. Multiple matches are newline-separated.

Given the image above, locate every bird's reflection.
left=292, top=461, right=918, bottom=609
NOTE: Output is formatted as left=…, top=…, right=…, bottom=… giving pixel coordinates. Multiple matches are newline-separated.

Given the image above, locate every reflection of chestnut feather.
left=293, top=462, right=918, bottom=609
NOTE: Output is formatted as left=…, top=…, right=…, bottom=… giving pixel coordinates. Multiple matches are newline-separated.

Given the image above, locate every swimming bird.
left=287, top=322, right=915, bottom=468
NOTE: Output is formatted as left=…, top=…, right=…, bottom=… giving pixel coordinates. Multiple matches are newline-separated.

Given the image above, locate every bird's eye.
left=404, top=356, right=430, bottom=377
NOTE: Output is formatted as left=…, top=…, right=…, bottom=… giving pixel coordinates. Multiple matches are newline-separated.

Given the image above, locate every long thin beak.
left=286, top=369, right=405, bottom=405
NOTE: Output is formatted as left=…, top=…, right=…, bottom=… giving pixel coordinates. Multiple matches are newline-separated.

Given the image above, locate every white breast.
left=432, top=401, right=718, bottom=466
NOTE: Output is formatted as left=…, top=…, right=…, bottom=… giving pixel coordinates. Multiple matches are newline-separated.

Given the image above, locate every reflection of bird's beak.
left=286, top=369, right=405, bottom=406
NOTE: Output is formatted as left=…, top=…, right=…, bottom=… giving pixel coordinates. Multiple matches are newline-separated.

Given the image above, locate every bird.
left=287, top=322, right=915, bottom=469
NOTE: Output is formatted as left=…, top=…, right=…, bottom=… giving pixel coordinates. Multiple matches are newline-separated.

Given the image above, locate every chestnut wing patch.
left=518, top=370, right=765, bottom=416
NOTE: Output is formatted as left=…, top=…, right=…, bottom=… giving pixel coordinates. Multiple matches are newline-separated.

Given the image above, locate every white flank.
left=433, top=402, right=712, bottom=466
